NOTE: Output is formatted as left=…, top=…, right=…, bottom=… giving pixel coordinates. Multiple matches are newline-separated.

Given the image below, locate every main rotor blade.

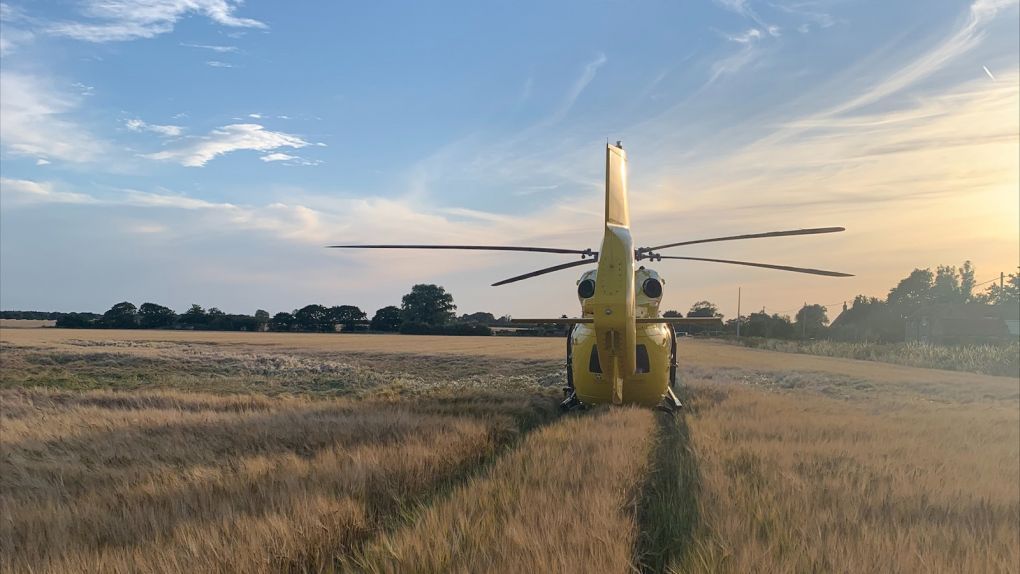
left=492, top=258, right=598, bottom=286
left=642, top=227, right=845, bottom=252
left=656, top=255, right=853, bottom=277
left=327, top=244, right=592, bottom=255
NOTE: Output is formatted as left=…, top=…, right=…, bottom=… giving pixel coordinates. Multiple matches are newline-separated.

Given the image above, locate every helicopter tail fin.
left=605, top=143, right=629, bottom=229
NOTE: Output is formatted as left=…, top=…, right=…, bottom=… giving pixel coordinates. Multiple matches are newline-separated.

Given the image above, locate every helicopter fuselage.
left=563, top=144, right=676, bottom=408
left=570, top=263, right=673, bottom=407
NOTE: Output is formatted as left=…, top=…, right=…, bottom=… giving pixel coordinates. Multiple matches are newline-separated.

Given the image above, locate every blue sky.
left=2, top=0, right=1018, bottom=319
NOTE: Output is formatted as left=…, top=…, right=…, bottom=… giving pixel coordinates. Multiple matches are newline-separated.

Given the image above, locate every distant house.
left=828, top=300, right=904, bottom=343
left=905, top=303, right=1020, bottom=345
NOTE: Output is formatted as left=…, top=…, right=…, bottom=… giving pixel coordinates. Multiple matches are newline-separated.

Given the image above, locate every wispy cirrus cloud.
left=1, top=178, right=98, bottom=205
left=706, top=31, right=764, bottom=86
left=0, top=26, right=33, bottom=55
left=823, top=0, right=1018, bottom=117
left=0, top=2, right=34, bottom=55
left=257, top=152, right=320, bottom=166
left=260, top=152, right=297, bottom=162
left=771, top=1, right=836, bottom=33
left=0, top=71, right=107, bottom=163
left=0, top=179, right=547, bottom=250
left=552, top=52, right=607, bottom=122
left=126, top=118, right=183, bottom=137
left=46, top=0, right=265, bottom=43
left=1, top=179, right=328, bottom=242
left=180, top=42, right=238, bottom=53
left=723, top=28, right=762, bottom=44
left=713, top=0, right=779, bottom=35
left=144, top=123, right=318, bottom=167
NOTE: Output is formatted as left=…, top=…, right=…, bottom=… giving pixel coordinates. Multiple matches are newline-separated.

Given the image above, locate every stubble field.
left=1, top=328, right=1017, bottom=573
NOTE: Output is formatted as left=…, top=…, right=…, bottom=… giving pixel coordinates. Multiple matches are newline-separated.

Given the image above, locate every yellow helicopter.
left=329, top=142, right=851, bottom=411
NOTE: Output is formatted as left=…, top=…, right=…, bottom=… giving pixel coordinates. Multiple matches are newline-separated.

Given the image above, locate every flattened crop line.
left=350, top=406, right=656, bottom=574
left=329, top=394, right=567, bottom=567
left=632, top=411, right=702, bottom=573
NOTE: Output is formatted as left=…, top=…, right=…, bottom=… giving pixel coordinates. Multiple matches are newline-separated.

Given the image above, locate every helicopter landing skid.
left=657, top=387, right=683, bottom=414
left=559, top=391, right=583, bottom=412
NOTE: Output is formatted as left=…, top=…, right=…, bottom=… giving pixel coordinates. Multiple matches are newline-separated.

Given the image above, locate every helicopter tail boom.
left=590, top=143, right=637, bottom=404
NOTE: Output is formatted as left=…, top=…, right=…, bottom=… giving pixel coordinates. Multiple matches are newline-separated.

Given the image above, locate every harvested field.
left=0, top=319, right=56, bottom=329
left=726, top=337, right=1020, bottom=377
left=1, top=329, right=1017, bottom=572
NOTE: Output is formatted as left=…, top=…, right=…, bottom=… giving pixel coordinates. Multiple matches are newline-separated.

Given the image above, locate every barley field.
left=0, top=319, right=56, bottom=329
left=1, top=329, right=1017, bottom=573
left=729, top=337, right=1020, bottom=377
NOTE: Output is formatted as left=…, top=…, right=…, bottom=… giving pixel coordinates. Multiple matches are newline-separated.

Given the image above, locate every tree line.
left=663, top=263, right=1019, bottom=342
left=42, top=284, right=500, bottom=336
left=8, top=264, right=1018, bottom=341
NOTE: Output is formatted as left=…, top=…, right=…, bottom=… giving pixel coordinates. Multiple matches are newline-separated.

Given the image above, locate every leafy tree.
left=55, top=312, right=99, bottom=328
left=180, top=304, right=207, bottom=327
left=978, top=268, right=1020, bottom=305
left=459, top=311, right=496, bottom=324
left=742, top=311, right=795, bottom=339
left=960, top=260, right=976, bottom=301
left=294, top=304, right=331, bottom=332
left=102, top=302, right=138, bottom=329
left=254, top=309, right=270, bottom=330
left=328, top=305, right=367, bottom=331
left=1, top=311, right=66, bottom=320
left=138, top=302, right=176, bottom=329
left=890, top=262, right=986, bottom=307
left=269, top=312, right=295, bottom=332
left=401, top=284, right=456, bottom=325
left=887, top=269, right=934, bottom=308
left=795, top=304, right=829, bottom=338
left=687, top=301, right=722, bottom=318
left=370, top=306, right=403, bottom=332
left=932, top=265, right=966, bottom=304
left=202, top=307, right=228, bottom=329
left=662, top=309, right=682, bottom=318
left=224, top=314, right=258, bottom=331
left=855, top=294, right=881, bottom=306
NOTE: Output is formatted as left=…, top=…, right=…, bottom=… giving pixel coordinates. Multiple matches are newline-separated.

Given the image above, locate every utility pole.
left=738, top=285, right=746, bottom=336
left=1001, top=272, right=1005, bottom=295
left=801, top=302, right=807, bottom=339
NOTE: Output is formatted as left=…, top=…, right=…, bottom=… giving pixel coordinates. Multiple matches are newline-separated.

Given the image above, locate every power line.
left=771, top=300, right=847, bottom=315
left=972, top=275, right=1002, bottom=288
